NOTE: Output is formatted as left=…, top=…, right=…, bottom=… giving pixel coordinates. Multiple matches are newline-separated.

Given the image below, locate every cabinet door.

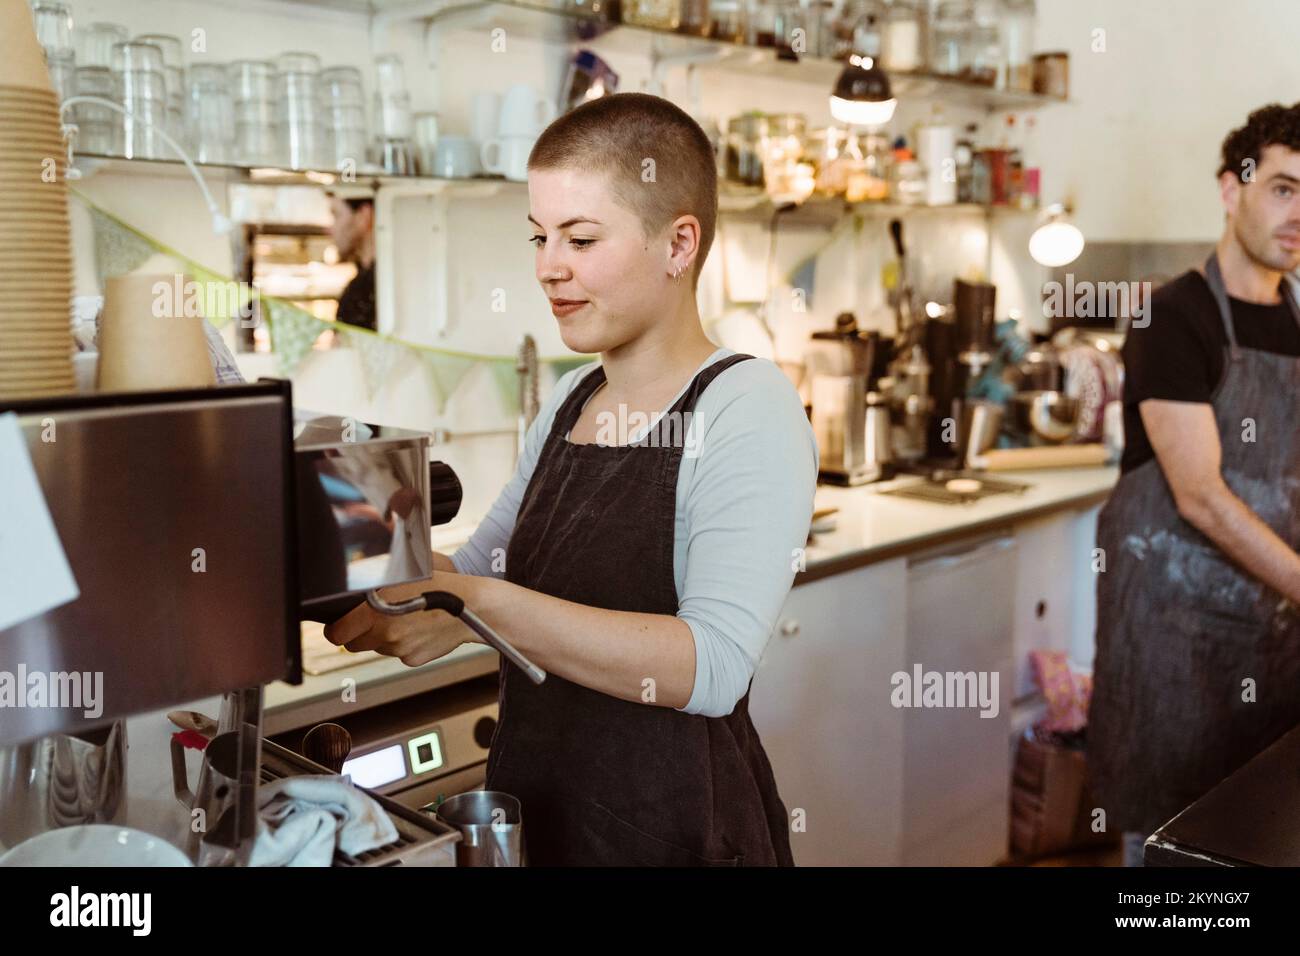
left=1011, top=514, right=1076, bottom=699
left=902, top=534, right=1016, bottom=865
left=750, top=558, right=907, bottom=866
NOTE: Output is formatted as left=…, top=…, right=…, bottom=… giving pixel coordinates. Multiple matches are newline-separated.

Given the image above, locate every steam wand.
left=366, top=589, right=546, bottom=685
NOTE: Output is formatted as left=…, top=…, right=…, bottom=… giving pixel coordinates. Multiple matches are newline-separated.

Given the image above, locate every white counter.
left=802, top=466, right=1118, bottom=581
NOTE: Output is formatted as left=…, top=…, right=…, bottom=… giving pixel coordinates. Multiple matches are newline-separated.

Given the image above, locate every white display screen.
left=342, top=744, right=406, bottom=789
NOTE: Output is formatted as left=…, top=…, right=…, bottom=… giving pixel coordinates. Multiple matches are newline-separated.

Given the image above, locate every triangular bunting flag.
left=341, top=328, right=401, bottom=398
left=422, top=351, right=477, bottom=411
left=265, top=298, right=327, bottom=375
left=487, top=358, right=521, bottom=417
left=88, top=206, right=158, bottom=283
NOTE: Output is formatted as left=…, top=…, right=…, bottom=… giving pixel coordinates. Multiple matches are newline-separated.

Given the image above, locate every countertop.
left=799, top=465, right=1118, bottom=582
left=263, top=465, right=1117, bottom=728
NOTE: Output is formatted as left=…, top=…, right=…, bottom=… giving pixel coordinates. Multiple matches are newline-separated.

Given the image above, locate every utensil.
left=366, top=589, right=545, bottom=685
left=970, top=443, right=1108, bottom=471
left=435, top=790, right=524, bottom=867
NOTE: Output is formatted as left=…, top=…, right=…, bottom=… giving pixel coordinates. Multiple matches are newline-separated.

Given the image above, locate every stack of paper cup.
left=0, top=0, right=75, bottom=400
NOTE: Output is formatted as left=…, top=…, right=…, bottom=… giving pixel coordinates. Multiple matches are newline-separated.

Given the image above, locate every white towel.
left=249, top=775, right=398, bottom=867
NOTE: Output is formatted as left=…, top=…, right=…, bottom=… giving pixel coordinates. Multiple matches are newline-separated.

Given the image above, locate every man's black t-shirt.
left=1120, top=269, right=1300, bottom=473
left=337, top=262, right=376, bottom=332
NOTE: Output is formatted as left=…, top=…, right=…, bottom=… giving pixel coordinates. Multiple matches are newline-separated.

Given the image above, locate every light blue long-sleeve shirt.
left=452, top=347, right=818, bottom=718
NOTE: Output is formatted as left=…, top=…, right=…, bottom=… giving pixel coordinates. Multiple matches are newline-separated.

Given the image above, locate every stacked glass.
left=229, top=59, right=278, bottom=166
left=72, top=66, right=117, bottom=154
left=135, top=34, right=186, bottom=150
left=320, top=66, right=367, bottom=173
left=186, top=63, right=233, bottom=164
left=32, top=1, right=76, bottom=103
left=111, top=40, right=168, bottom=159
left=275, top=51, right=325, bottom=170
left=372, top=53, right=414, bottom=174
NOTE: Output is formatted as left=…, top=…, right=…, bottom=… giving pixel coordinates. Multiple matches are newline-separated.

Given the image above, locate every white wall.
left=64, top=0, right=1294, bottom=519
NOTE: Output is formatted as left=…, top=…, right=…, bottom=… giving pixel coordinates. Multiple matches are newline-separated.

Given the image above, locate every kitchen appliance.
left=808, top=312, right=885, bottom=485
left=269, top=674, right=501, bottom=811
left=1009, top=390, right=1082, bottom=444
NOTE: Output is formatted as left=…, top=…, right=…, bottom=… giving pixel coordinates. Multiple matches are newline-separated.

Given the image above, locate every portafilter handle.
left=366, top=589, right=547, bottom=685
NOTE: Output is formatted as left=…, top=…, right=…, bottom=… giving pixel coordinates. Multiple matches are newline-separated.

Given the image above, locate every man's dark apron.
left=1090, top=255, right=1300, bottom=835
left=484, top=353, right=795, bottom=866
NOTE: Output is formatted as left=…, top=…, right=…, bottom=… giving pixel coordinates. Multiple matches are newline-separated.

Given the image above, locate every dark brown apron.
left=1089, top=255, right=1300, bottom=835
left=483, top=352, right=795, bottom=866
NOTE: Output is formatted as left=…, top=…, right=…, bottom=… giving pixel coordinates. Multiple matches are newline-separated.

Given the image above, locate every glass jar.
left=967, top=22, right=1001, bottom=85
left=889, top=139, right=925, bottom=204
left=680, top=0, right=712, bottom=36
left=761, top=112, right=810, bottom=200
left=831, top=0, right=885, bottom=60
left=846, top=130, right=891, bottom=202
left=808, top=126, right=850, bottom=197
left=725, top=112, right=770, bottom=187
left=880, top=0, right=926, bottom=73
left=623, top=0, right=682, bottom=30
left=709, top=0, right=747, bottom=41
left=1001, top=0, right=1036, bottom=91
left=930, top=0, right=973, bottom=77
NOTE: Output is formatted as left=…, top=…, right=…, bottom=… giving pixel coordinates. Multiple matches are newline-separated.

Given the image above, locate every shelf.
left=322, top=0, right=1070, bottom=113
left=718, top=184, right=1038, bottom=223
left=69, top=152, right=524, bottom=197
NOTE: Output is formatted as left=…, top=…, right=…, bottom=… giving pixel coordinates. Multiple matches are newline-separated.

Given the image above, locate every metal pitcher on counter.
left=0, top=721, right=128, bottom=850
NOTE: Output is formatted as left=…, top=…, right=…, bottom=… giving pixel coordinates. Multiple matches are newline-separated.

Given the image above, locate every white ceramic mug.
left=431, top=135, right=481, bottom=178
left=480, top=136, right=532, bottom=181
left=497, top=84, right=555, bottom=138
left=470, top=90, right=500, bottom=144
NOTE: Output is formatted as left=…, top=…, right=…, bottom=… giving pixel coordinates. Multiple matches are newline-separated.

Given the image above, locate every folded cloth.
left=249, top=774, right=398, bottom=867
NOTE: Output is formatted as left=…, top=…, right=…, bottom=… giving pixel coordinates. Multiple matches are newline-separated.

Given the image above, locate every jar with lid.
left=880, top=0, right=926, bottom=73
left=708, top=0, right=747, bottom=41
left=808, top=126, right=850, bottom=197
left=967, top=21, right=1001, bottom=85
left=889, top=138, right=926, bottom=205
left=930, top=0, right=973, bottom=77
left=679, top=0, right=711, bottom=36
left=623, top=0, right=682, bottom=30
left=724, top=112, right=770, bottom=187
left=1000, top=0, right=1036, bottom=91
left=846, top=129, right=892, bottom=202
left=747, top=0, right=804, bottom=57
left=830, top=0, right=885, bottom=60
left=761, top=112, right=813, bottom=202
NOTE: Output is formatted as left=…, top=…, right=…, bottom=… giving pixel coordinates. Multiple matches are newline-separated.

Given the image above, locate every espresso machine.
left=0, top=380, right=541, bottom=865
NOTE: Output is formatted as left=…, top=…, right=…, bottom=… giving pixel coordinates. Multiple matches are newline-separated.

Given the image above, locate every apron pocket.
left=587, top=800, right=741, bottom=867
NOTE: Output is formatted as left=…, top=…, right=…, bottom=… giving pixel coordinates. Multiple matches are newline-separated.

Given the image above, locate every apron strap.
left=1204, top=254, right=1300, bottom=360
left=1203, top=253, right=1241, bottom=359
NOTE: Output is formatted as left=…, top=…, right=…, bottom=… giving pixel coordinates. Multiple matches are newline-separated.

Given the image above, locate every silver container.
left=0, top=721, right=127, bottom=850
left=435, top=790, right=524, bottom=866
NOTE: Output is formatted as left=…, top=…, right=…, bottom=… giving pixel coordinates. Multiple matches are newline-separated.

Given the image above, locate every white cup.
left=480, top=136, right=533, bottom=181
left=431, top=135, right=481, bottom=178
left=498, top=84, right=555, bottom=138
left=470, top=90, right=500, bottom=144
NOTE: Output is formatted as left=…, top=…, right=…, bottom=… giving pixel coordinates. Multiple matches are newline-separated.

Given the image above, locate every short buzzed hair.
left=528, top=92, right=717, bottom=289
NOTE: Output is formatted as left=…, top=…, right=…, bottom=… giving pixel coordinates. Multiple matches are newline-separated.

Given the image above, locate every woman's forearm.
left=467, top=575, right=697, bottom=709
left=432, top=550, right=458, bottom=573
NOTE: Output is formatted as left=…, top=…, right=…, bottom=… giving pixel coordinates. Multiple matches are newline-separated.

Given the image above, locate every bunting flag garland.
left=78, top=192, right=592, bottom=414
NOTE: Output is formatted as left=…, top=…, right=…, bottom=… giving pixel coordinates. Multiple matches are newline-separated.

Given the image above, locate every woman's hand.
left=322, top=573, right=482, bottom=667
